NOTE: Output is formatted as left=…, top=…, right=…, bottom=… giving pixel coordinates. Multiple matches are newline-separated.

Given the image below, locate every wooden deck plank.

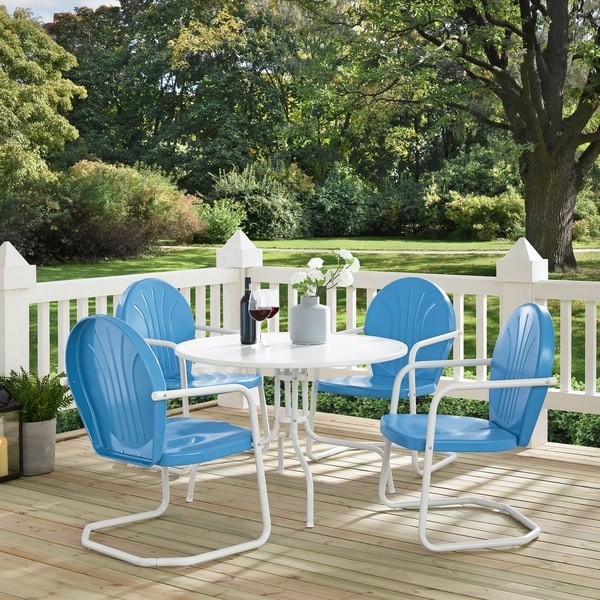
left=0, top=405, right=599, bottom=600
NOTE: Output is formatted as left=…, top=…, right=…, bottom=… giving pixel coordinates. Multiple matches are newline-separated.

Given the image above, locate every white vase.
left=289, top=296, right=330, bottom=345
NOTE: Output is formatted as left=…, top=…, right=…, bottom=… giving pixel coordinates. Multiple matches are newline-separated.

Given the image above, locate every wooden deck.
left=1, top=404, right=600, bottom=600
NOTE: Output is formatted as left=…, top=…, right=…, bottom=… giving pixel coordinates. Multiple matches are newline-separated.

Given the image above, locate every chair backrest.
left=489, top=302, right=555, bottom=447
left=66, top=314, right=167, bottom=467
left=116, top=278, right=195, bottom=383
left=364, top=277, right=456, bottom=380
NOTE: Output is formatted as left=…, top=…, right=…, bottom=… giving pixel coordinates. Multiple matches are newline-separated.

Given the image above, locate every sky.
left=3, top=0, right=118, bottom=23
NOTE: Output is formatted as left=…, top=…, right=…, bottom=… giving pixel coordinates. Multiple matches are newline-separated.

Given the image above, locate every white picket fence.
left=1, top=232, right=598, bottom=446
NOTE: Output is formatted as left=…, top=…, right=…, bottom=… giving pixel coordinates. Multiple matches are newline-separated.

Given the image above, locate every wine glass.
left=248, top=289, right=271, bottom=345
left=265, top=288, right=280, bottom=345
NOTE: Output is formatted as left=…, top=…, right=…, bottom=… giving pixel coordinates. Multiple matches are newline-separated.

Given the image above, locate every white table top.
left=176, top=332, right=407, bottom=370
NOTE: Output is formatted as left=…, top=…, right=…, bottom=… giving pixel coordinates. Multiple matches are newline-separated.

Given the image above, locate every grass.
left=36, top=239, right=600, bottom=282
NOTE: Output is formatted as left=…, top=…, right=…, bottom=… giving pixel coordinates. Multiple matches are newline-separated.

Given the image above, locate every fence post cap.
left=216, top=230, right=263, bottom=268
left=496, top=238, right=548, bottom=282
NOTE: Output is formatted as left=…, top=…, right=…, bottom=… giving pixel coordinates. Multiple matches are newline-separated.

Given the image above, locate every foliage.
left=195, top=199, right=245, bottom=245
left=294, top=0, right=600, bottom=270
left=51, top=2, right=299, bottom=196
left=56, top=407, right=84, bottom=434
left=0, top=8, right=85, bottom=196
left=445, top=188, right=525, bottom=241
left=1, top=368, right=71, bottom=423
left=370, top=180, right=428, bottom=236
left=211, top=165, right=302, bottom=240
left=305, top=163, right=373, bottom=237
left=572, top=189, right=600, bottom=241
left=314, top=393, right=489, bottom=421
left=21, top=161, right=200, bottom=264
left=428, top=140, right=522, bottom=199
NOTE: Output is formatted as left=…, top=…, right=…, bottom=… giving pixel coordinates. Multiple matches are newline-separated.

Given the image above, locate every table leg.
left=273, top=368, right=314, bottom=528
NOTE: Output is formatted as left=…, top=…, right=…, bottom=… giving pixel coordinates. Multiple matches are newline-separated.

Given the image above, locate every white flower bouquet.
left=290, top=249, right=360, bottom=297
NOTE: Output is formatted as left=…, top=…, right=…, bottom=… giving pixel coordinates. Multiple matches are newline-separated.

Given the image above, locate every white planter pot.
left=289, top=296, right=330, bottom=345
left=22, top=418, right=56, bottom=476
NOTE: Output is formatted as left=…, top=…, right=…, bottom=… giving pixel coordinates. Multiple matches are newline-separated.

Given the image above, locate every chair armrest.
left=152, top=384, right=263, bottom=443
left=334, top=327, right=364, bottom=335
left=195, top=324, right=239, bottom=335
left=145, top=338, right=177, bottom=349
left=429, top=375, right=557, bottom=410
left=407, top=329, right=462, bottom=364
left=390, top=356, right=493, bottom=413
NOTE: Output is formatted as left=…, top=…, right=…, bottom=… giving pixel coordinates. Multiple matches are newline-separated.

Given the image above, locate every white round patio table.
left=176, top=332, right=407, bottom=528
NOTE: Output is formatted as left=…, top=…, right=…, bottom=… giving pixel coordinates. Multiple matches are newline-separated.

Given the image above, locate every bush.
left=444, top=187, right=525, bottom=241
left=573, top=190, right=600, bottom=241
left=25, top=161, right=201, bottom=263
left=428, top=139, right=522, bottom=198
left=305, top=163, right=373, bottom=237
left=211, top=164, right=302, bottom=240
left=370, top=179, right=427, bottom=235
left=195, top=199, right=245, bottom=244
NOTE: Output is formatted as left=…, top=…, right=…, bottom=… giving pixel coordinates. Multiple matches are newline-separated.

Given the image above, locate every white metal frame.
left=81, top=385, right=271, bottom=567
left=379, top=365, right=556, bottom=552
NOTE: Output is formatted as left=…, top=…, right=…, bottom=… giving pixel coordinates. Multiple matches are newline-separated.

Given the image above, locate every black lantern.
left=0, top=383, right=22, bottom=482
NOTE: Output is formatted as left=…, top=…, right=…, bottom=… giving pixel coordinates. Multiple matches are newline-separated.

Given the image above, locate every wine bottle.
left=240, top=276, right=257, bottom=344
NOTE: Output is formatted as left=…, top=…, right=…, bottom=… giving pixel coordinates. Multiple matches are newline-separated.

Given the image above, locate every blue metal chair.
left=307, top=277, right=460, bottom=477
left=65, top=314, right=271, bottom=567
left=379, top=302, right=556, bottom=551
left=116, top=277, right=267, bottom=427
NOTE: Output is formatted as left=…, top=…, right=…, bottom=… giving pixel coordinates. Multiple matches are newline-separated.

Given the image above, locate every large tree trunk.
left=520, top=150, right=579, bottom=272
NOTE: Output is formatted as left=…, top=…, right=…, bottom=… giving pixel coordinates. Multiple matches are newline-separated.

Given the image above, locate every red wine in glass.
left=249, top=308, right=271, bottom=321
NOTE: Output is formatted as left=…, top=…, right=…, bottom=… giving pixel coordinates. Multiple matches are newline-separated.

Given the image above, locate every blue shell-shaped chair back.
left=66, top=315, right=167, bottom=467
left=116, top=278, right=195, bottom=387
left=365, top=277, right=456, bottom=383
left=489, top=303, right=555, bottom=446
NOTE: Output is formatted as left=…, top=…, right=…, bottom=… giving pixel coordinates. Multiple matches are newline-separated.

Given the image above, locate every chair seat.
left=380, top=414, right=518, bottom=453
left=317, top=374, right=438, bottom=399
left=161, top=417, right=253, bottom=466
left=164, top=371, right=262, bottom=390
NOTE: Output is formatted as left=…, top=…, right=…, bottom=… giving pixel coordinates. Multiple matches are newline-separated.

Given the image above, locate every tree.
left=296, top=0, right=600, bottom=271
left=0, top=7, right=86, bottom=194
left=52, top=1, right=301, bottom=196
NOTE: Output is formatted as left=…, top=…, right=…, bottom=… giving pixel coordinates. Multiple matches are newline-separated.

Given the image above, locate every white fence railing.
left=1, top=232, right=598, bottom=446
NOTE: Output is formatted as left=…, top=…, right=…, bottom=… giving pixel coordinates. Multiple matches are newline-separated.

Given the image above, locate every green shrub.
left=212, top=164, right=302, bottom=240
left=370, top=179, right=427, bottom=235
left=196, top=199, right=245, bottom=244
left=573, top=190, right=600, bottom=240
left=445, top=187, right=525, bottom=241
left=57, top=408, right=84, bottom=433
left=24, top=161, right=201, bottom=264
left=306, top=162, right=373, bottom=237
left=428, top=139, right=522, bottom=198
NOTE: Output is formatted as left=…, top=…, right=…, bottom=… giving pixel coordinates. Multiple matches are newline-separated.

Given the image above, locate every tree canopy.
left=296, top=0, right=600, bottom=270
left=41, top=1, right=600, bottom=270
left=0, top=7, right=85, bottom=194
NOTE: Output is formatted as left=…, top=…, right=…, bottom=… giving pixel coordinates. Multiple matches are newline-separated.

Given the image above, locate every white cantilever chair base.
left=379, top=302, right=556, bottom=552
left=66, top=314, right=270, bottom=567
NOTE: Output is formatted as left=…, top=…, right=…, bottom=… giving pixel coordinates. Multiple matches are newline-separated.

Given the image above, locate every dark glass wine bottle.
left=240, top=276, right=256, bottom=344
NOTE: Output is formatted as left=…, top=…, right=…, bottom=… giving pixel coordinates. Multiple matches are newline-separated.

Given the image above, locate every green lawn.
left=37, top=240, right=600, bottom=283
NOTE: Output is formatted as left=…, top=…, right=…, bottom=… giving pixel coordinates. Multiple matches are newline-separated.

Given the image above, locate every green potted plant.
left=1, top=368, right=71, bottom=476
